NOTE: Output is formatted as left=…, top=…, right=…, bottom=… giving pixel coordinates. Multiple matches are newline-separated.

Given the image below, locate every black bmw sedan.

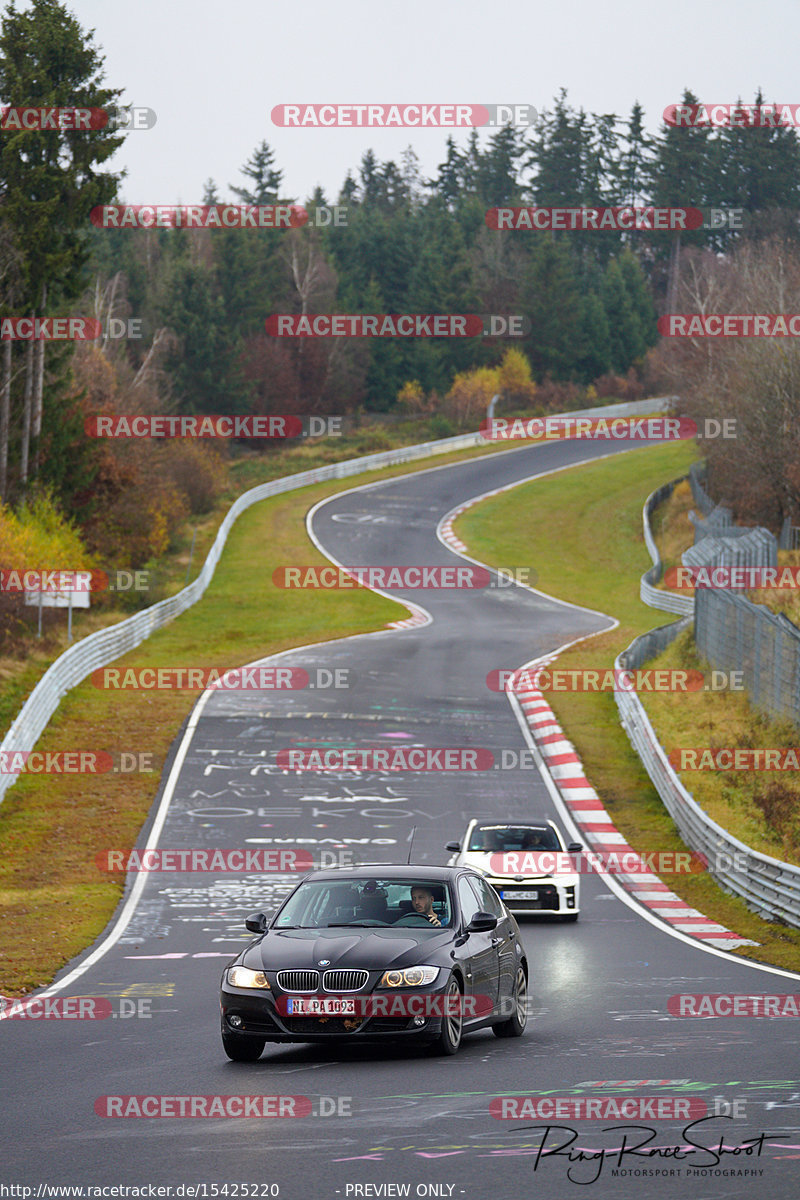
left=219, top=864, right=528, bottom=1060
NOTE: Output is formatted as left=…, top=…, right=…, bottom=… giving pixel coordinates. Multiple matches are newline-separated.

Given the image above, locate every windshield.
left=468, top=825, right=561, bottom=852
left=274, top=878, right=453, bottom=929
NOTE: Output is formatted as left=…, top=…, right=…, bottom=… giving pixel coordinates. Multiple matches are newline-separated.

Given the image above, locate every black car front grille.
left=282, top=1016, right=367, bottom=1035
left=322, top=969, right=369, bottom=992
left=276, top=970, right=320, bottom=992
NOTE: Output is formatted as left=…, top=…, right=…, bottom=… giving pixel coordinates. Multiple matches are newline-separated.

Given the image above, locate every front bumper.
left=220, top=979, right=455, bottom=1043
left=489, top=876, right=579, bottom=914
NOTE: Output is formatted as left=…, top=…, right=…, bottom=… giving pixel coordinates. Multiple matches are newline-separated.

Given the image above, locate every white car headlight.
left=378, top=966, right=440, bottom=988
left=227, top=966, right=270, bottom=989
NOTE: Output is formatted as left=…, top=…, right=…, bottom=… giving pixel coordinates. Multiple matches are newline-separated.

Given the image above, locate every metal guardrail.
left=689, top=459, right=716, bottom=515
left=0, top=395, right=669, bottom=806
left=615, top=638, right=800, bottom=927
left=619, top=473, right=800, bottom=928
left=639, top=480, right=694, bottom=616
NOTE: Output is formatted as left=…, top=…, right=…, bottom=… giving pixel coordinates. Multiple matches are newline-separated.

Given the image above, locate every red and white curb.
left=511, top=659, right=758, bottom=950
left=388, top=613, right=428, bottom=630
left=440, top=509, right=469, bottom=555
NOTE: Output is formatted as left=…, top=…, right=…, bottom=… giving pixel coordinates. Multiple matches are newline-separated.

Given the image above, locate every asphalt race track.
left=4, top=437, right=799, bottom=1199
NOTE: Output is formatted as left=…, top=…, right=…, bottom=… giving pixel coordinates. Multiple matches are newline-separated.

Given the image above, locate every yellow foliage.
left=445, top=367, right=501, bottom=427
left=0, top=493, right=93, bottom=572
left=496, top=348, right=536, bottom=401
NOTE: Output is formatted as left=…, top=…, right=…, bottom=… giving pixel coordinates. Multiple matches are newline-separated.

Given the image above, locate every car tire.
left=560, top=913, right=579, bottom=923
left=429, top=975, right=463, bottom=1056
left=221, top=1024, right=266, bottom=1062
left=492, top=966, right=528, bottom=1038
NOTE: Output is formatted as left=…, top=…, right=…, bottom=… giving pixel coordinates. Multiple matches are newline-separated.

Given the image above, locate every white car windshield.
left=468, top=825, right=560, bottom=852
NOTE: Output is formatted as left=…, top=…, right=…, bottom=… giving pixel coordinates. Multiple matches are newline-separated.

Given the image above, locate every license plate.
left=285, top=997, right=356, bottom=1016
left=502, top=890, right=539, bottom=900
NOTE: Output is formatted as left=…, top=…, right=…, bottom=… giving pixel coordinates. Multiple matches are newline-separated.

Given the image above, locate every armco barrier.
left=619, top=473, right=800, bottom=928
left=640, top=480, right=694, bottom=616
left=615, top=639, right=800, bottom=927
left=0, top=397, right=668, bottom=805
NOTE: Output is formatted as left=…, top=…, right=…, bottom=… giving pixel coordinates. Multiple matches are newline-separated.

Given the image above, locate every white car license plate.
left=286, top=996, right=356, bottom=1016
left=502, top=890, right=539, bottom=900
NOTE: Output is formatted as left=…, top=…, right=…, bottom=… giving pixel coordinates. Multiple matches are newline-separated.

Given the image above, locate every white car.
left=445, top=820, right=582, bottom=921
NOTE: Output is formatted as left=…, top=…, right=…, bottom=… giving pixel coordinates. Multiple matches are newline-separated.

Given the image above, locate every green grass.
left=455, top=442, right=800, bottom=973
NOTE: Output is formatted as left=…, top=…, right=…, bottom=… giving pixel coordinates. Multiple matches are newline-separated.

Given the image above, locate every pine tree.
left=520, top=236, right=583, bottom=378
left=715, top=90, right=800, bottom=247
left=202, top=178, right=220, bottom=205
left=158, top=256, right=245, bottom=413
left=529, top=90, right=586, bottom=205
left=649, top=89, right=713, bottom=306
left=614, top=102, right=655, bottom=206
left=576, top=290, right=612, bottom=382
left=601, top=257, right=645, bottom=371
left=478, top=125, right=527, bottom=207
left=618, top=247, right=657, bottom=349
left=230, top=140, right=285, bottom=204
left=0, top=0, right=124, bottom=487
left=430, top=137, right=467, bottom=210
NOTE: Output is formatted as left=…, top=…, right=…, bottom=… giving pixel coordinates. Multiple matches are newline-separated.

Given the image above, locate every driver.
left=410, top=885, right=446, bottom=927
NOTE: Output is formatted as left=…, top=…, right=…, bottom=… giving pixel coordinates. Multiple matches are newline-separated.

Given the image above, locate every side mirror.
left=467, top=911, right=498, bottom=933
left=245, top=911, right=270, bottom=934
left=445, top=841, right=461, bottom=852
left=567, top=842, right=583, bottom=854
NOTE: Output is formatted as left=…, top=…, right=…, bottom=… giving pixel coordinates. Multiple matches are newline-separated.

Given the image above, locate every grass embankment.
left=1, top=439, right=528, bottom=996
left=455, top=442, right=800, bottom=972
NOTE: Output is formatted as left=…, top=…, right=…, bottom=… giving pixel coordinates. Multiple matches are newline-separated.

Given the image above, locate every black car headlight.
left=227, top=966, right=270, bottom=990
left=378, top=966, right=440, bottom=988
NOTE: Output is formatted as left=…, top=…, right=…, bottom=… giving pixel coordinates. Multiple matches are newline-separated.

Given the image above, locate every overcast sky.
left=55, top=0, right=800, bottom=203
